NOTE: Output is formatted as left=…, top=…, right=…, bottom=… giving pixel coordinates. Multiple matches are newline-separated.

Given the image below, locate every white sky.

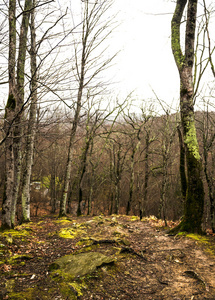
left=105, top=0, right=215, bottom=112
left=109, top=0, right=180, bottom=109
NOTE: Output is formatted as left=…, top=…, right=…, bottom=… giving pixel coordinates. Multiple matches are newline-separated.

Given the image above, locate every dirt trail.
left=0, top=215, right=215, bottom=300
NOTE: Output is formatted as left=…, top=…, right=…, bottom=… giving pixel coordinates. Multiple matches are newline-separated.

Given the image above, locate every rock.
left=49, top=252, right=115, bottom=277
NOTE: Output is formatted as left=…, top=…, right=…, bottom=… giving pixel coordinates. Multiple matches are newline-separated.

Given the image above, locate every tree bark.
left=59, top=5, right=86, bottom=218
left=127, top=139, right=140, bottom=215
left=21, top=0, right=37, bottom=223
left=171, top=0, right=204, bottom=233
left=11, top=0, right=32, bottom=227
left=2, top=0, right=16, bottom=229
left=2, top=0, right=31, bottom=228
left=177, top=125, right=187, bottom=203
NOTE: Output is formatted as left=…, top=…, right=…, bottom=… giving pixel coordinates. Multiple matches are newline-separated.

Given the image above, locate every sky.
left=103, top=0, right=215, bottom=113
left=108, top=0, right=180, bottom=110
left=1, top=0, right=214, bottom=114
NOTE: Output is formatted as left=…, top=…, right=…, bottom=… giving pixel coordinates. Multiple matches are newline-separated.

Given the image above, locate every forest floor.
left=0, top=214, right=215, bottom=300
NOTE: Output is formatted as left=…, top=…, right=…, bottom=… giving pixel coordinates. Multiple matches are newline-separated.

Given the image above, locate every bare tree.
left=59, top=0, right=117, bottom=217
left=2, top=0, right=32, bottom=229
left=171, top=0, right=204, bottom=233
left=21, top=0, right=38, bottom=223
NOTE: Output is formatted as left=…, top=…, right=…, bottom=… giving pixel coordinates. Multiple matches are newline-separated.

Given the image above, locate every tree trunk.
left=88, top=182, right=93, bottom=215
left=77, top=139, right=90, bottom=216
left=59, top=28, right=85, bottom=218
left=50, top=173, right=56, bottom=214
left=159, top=155, right=168, bottom=225
left=59, top=78, right=83, bottom=217
left=21, top=0, right=37, bottom=223
left=126, top=151, right=135, bottom=215
left=177, top=125, right=187, bottom=203
left=2, top=0, right=31, bottom=229
left=2, top=0, right=16, bottom=229
left=140, top=131, right=149, bottom=220
left=127, top=139, right=141, bottom=215
left=171, top=0, right=204, bottom=233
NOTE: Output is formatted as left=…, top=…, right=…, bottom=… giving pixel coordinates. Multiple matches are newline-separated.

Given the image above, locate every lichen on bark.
left=184, top=121, right=201, bottom=160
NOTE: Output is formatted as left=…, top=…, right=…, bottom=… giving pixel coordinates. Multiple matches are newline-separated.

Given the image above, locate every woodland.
left=0, top=0, right=215, bottom=299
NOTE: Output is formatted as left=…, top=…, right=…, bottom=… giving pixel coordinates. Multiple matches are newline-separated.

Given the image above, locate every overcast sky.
left=108, top=0, right=180, bottom=110
left=106, top=0, right=215, bottom=112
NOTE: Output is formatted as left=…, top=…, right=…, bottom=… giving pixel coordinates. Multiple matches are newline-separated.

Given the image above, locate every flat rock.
left=49, top=252, right=114, bottom=277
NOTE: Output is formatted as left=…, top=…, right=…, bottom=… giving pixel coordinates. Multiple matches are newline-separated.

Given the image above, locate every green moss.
left=37, top=220, right=45, bottom=225
left=9, top=286, right=59, bottom=300
left=1, top=229, right=30, bottom=244
left=1, top=229, right=30, bottom=238
left=177, top=232, right=215, bottom=257
left=7, top=254, right=33, bottom=265
left=171, top=21, right=185, bottom=71
left=75, top=238, right=92, bottom=247
left=17, top=223, right=34, bottom=229
left=50, top=270, right=86, bottom=299
left=54, top=219, right=73, bottom=224
left=6, top=94, right=16, bottom=110
left=8, top=288, right=35, bottom=300
left=93, top=215, right=104, bottom=222
left=79, top=246, right=93, bottom=252
left=130, top=216, right=139, bottom=221
left=58, top=228, right=83, bottom=239
left=69, top=281, right=87, bottom=297
left=186, top=233, right=208, bottom=242
left=184, top=121, right=200, bottom=160
left=58, top=282, right=77, bottom=300
left=177, top=231, right=186, bottom=236
left=5, top=279, right=15, bottom=292
left=57, top=224, right=87, bottom=240
left=58, top=228, right=75, bottom=239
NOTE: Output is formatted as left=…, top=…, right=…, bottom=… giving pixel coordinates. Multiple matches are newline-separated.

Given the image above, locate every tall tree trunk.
left=159, top=154, right=168, bottom=226
left=2, top=0, right=31, bottom=229
left=59, top=57, right=84, bottom=217
left=77, top=138, right=90, bottom=216
left=88, top=180, right=94, bottom=215
left=127, top=139, right=141, bottom=215
left=204, top=150, right=215, bottom=232
left=59, top=27, right=85, bottom=218
left=171, top=0, right=204, bottom=233
left=11, top=0, right=32, bottom=227
left=2, top=0, right=16, bottom=229
left=126, top=152, right=134, bottom=215
left=140, top=131, right=149, bottom=220
left=50, top=173, right=57, bottom=214
left=21, top=0, right=37, bottom=223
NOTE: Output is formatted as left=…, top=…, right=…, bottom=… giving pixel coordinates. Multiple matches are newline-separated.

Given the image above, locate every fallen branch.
left=183, top=270, right=209, bottom=291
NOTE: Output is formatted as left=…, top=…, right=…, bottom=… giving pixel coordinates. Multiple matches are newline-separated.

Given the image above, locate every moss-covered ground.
left=0, top=214, right=215, bottom=299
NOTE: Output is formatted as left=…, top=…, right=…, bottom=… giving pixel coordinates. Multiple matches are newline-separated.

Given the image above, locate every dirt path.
left=0, top=215, right=215, bottom=299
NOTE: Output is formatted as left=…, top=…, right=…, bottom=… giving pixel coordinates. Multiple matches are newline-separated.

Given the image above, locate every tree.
left=196, top=105, right=215, bottom=232
left=59, top=0, right=116, bottom=217
left=122, top=106, right=154, bottom=217
left=202, top=0, right=215, bottom=78
left=21, top=0, right=38, bottom=223
left=171, top=0, right=204, bottom=233
left=2, top=0, right=32, bottom=229
left=158, top=113, right=177, bottom=225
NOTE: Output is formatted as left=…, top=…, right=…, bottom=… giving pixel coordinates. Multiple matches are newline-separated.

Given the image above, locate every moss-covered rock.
left=49, top=252, right=115, bottom=277
left=58, top=226, right=87, bottom=239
